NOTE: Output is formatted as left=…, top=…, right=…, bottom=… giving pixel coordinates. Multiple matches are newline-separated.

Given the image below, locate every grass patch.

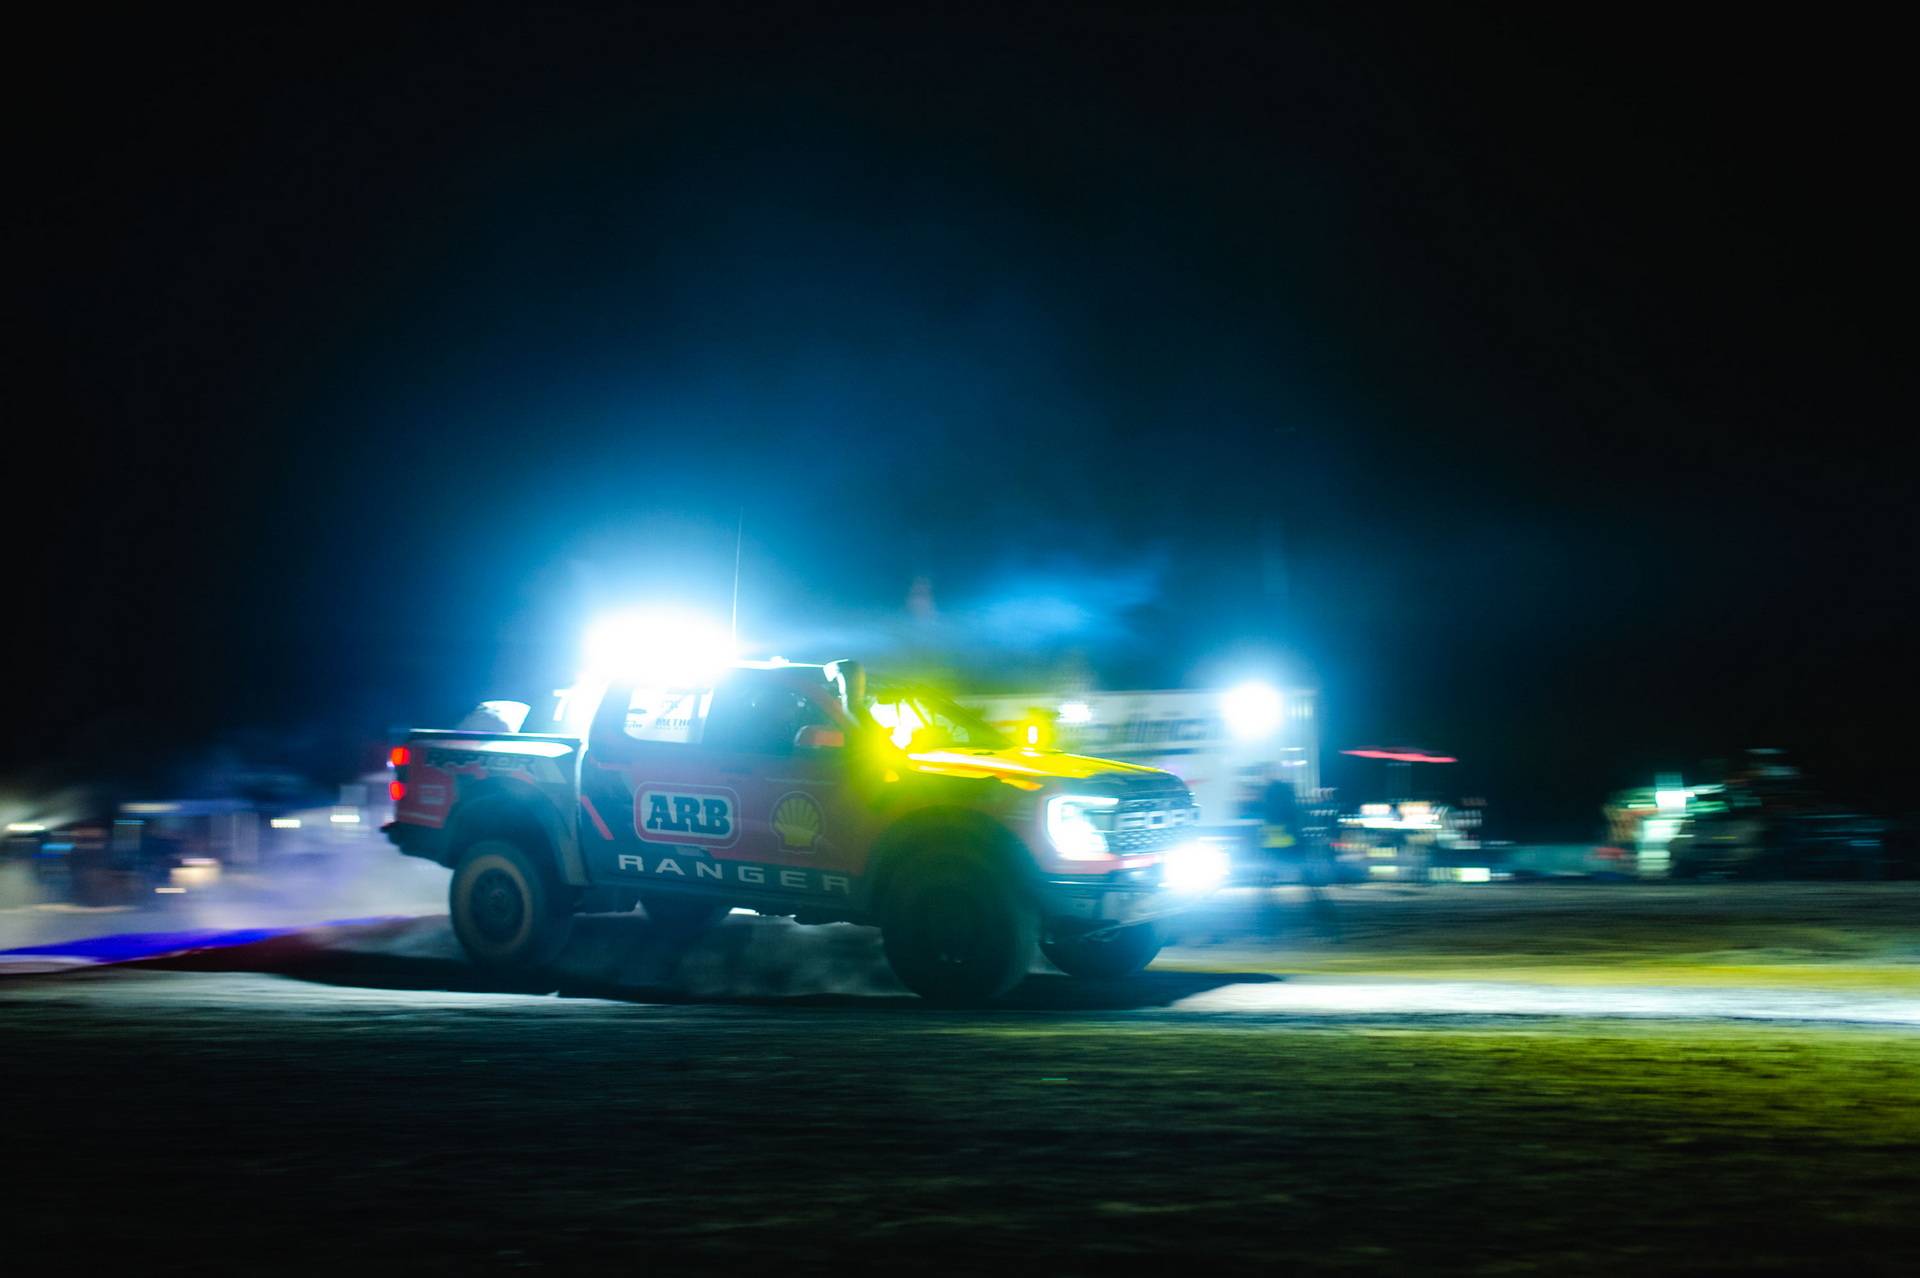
left=7, top=973, right=1918, bottom=1273
left=1173, top=883, right=1920, bottom=994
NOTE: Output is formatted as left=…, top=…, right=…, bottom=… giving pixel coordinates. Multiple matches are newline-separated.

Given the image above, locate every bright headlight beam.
left=1221, top=681, right=1284, bottom=741
left=1163, top=839, right=1231, bottom=892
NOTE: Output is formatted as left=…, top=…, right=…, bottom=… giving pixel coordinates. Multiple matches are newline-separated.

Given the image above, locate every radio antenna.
left=729, top=508, right=744, bottom=647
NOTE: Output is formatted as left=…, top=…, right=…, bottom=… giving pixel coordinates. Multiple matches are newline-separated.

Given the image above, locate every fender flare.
left=861, top=805, right=1030, bottom=914
left=445, top=778, right=589, bottom=888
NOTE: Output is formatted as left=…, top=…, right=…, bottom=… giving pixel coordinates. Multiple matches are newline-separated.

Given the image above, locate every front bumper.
left=1035, top=843, right=1229, bottom=932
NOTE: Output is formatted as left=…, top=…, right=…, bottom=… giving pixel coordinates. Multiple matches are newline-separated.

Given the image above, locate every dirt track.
left=4, top=885, right=1919, bottom=1274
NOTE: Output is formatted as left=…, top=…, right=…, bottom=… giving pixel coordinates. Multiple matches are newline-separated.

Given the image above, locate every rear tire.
left=450, top=838, right=573, bottom=973
left=1042, top=922, right=1163, bottom=980
left=881, top=852, right=1037, bottom=1005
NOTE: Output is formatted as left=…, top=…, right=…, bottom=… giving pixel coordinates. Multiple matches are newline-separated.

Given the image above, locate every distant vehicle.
left=1608, top=751, right=1887, bottom=880
left=385, top=659, right=1225, bottom=1002
left=1669, top=808, right=1886, bottom=880
left=12, top=821, right=168, bottom=907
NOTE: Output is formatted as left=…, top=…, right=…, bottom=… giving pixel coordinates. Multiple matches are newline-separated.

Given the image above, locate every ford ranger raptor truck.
left=384, top=660, right=1223, bottom=1003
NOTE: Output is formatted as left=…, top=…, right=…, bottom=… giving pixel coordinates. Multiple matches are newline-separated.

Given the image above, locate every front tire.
left=450, top=838, right=573, bottom=973
left=881, top=853, right=1037, bottom=1005
left=1042, top=922, right=1163, bottom=980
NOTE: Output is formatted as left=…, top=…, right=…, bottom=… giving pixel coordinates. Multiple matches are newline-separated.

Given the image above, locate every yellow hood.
left=902, top=746, right=1168, bottom=788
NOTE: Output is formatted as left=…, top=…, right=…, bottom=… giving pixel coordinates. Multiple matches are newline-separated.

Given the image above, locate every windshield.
left=859, top=684, right=1013, bottom=752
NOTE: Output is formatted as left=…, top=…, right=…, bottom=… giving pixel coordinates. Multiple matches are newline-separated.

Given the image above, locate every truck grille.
left=1104, top=792, right=1197, bottom=856
left=1108, top=826, right=1181, bottom=854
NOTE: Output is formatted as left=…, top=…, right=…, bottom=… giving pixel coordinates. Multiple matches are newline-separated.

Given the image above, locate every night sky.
left=16, top=5, right=1913, bottom=837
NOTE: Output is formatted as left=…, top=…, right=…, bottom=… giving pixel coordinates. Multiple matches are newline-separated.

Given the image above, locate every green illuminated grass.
left=1159, top=953, right=1920, bottom=992
left=14, top=977, right=1916, bottom=1272
left=1168, top=883, right=1920, bottom=993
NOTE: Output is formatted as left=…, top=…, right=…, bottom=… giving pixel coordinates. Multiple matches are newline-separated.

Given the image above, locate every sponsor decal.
left=422, top=746, right=558, bottom=780
left=612, top=852, right=852, bottom=896
left=637, top=788, right=738, bottom=847
left=770, top=791, right=825, bottom=852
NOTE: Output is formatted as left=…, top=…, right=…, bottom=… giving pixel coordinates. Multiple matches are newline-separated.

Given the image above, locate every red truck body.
left=386, top=660, right=1222, bottom=1000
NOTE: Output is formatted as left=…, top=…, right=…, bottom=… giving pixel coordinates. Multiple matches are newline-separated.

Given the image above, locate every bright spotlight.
left=583, top=607, right=736, bottom=684
left=1163, top=839, right=1231, bottom=893
left=1221, top=681, right=1284, bottom=741
left=1058, top=701, right=1093, bottom=725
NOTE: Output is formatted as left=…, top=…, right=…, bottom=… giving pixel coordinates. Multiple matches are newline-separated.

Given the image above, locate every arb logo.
left=639, top=789, right=738, bottom=846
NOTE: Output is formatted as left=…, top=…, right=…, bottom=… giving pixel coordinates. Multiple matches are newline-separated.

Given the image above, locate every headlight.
left=1163, top=840, right=1231, bottom=892
left=1045, top=794, right=1118, bottom=860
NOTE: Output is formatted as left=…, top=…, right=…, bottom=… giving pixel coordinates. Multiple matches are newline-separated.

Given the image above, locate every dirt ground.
left=3, top=884, right=1918, bottom=1274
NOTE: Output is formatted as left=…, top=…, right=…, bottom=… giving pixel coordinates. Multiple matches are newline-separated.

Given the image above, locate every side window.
left=868, top=697, right=984, bottom=749
left=866, top=698, right=926, bottom=749
left=703, top=682, right=831, bottom=755
left=624, top=685, right=712, bottom=744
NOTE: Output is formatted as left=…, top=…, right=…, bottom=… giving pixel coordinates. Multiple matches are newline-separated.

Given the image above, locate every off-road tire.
left=881, top=851, right=1037, bottom=1005
left=450, top=838, right=573, bottom=972
left=1041, top=922, right=1163, bottom=980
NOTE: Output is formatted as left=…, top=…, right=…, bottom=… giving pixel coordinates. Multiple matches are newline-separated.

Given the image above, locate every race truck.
left=384, top=659, right=1227, bottom=1002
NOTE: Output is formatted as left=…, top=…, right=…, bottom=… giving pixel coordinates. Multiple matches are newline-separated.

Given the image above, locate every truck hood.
left=902, top=746, right=1170, bottom=789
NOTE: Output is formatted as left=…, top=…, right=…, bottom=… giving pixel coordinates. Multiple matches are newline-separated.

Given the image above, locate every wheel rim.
left=471, top=867, right=527, bottom=943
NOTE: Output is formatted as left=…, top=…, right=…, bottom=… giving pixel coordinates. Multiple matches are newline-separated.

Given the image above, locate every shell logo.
left=772, top=792, right=825, bottom=852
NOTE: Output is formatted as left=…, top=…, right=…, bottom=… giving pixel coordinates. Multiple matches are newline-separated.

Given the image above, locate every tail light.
left=388, top=745, right=411, bottom=802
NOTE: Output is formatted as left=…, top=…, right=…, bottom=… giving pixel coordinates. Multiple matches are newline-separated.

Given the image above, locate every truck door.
left=698, top=672, right=872, bottom=899
left=582, top=671, right=867, bottom=907
left=578, top=679, right=728, bottom=884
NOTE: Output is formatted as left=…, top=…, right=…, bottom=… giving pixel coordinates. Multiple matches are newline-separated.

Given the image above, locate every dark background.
left=14, top=4, right=1912, bottom=838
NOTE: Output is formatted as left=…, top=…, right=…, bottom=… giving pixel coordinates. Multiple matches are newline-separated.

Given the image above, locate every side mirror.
left=824, top=659, right=866, bottom=705
left=793, top=725, right=845, bottom=751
